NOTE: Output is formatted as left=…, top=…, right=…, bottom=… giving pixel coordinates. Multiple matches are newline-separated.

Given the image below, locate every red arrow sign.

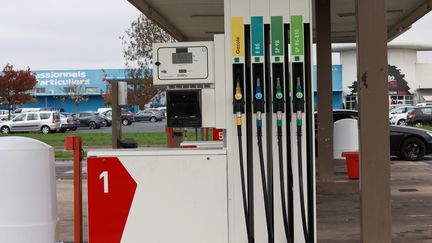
left=87, top=157, right=137, bottom=243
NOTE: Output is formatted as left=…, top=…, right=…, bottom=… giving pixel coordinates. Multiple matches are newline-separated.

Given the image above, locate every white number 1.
left=99, top=171, right=109, bottom=193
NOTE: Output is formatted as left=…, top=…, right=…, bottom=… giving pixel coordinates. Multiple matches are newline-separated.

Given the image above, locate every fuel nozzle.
left=272, top=76, right=285, bottom=127
left=233, top=80, right=244, bottom=126
left=295, top=77, right=304, bottom=126
left=235, top=81, right=243, bottom=101
left=253, top=77, right=265, bottom=127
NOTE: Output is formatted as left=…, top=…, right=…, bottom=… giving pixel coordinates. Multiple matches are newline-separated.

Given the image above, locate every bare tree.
left=120, top=14, right=176, bottom=69
left=59, top=84, right=88, bottom=112
left=119, top=14, right=175, bottom=109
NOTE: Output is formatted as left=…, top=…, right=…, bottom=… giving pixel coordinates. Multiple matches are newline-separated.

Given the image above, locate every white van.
left=13, top=108, right=42, bottom=114
left=0, top=111, right=61, bottom=134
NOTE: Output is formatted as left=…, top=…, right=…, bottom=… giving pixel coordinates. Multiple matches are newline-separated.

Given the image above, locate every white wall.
left=339, top=50, right=356, bottom=95
left=387, top=49, right=417, bottom=93
left=339, top=48, right=432, bottom=94
left=415, top=63, right=432, bottom=89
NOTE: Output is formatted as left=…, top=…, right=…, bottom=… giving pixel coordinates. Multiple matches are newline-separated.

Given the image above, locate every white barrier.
left=334, top=119, right=359, bottom=159
left=0, top=136, right=57, bottom=243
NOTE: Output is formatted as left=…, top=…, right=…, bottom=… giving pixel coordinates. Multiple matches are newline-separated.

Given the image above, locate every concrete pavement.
left=56, top=157, right=432, bottom=242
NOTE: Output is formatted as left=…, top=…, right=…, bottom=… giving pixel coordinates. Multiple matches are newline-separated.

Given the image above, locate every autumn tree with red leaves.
left=0, top=64, right=37, bottom=119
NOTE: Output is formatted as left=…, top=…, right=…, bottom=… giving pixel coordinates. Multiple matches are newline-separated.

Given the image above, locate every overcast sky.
left=1, top=1, right=432, bottom=71
left=0, top=0, right=141, bottom=70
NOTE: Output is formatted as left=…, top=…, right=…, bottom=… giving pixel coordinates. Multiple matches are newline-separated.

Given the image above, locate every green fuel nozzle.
left=275, top=77, right=283, bottom=100
left=273, top=77, right=284, bottom=127
left=295, top=77, right=304, bottom=100
left=295, top=77, right=304, bottom=126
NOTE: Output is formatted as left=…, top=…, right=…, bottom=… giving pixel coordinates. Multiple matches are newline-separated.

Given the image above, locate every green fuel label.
left=251, top=16, right=264, bottom=57
left=291, top=16, right=304, bottom=57
left=271, top=16, right=283, bottom=56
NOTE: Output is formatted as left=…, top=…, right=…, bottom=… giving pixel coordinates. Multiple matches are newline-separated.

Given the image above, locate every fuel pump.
left=290, top=12, right=315, bottom=243
left=86, top=0, right=318, bottom=242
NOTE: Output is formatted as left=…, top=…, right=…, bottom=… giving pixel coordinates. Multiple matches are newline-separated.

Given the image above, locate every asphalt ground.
left=56, top=156, right=432, bottom=242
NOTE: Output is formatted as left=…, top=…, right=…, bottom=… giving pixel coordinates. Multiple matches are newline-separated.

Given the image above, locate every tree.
left=120, top=14, right=175, bottom=69
left=118, top=14, right=175, bottom=109
left=388, top=64, right=411, bottom=95
left=0, top=64, right=37, bottom=119
left=59, top=84, right=88, bottom=112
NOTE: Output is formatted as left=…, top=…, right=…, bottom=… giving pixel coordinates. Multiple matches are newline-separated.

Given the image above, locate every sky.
left=1, top=1, right=432, bottom=71
left=0, top=0, right=141, bottom=70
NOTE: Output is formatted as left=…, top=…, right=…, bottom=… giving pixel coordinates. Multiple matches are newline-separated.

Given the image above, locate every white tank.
left=0, top=136, right=57, bottom=243
left=334, top=119, right=359, bottom=159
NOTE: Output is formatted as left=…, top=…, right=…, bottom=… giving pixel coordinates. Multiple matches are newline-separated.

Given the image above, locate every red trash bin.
left=341, top=152, right=359, bottom=180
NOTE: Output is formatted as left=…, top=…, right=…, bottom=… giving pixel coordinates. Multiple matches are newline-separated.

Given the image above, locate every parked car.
left=406, top=106, right=432, bottom=127
left=134, top=110, right=164, bottom=122
left=0, top=110, right=10, bottom=121
left=13, top=108, right=41, bottom=114
left=59, top=113, right=79, bottom=132
left=97, top=107, right=112, bottom=114
left=75, top=111, right=105, bottom=129
left=102, top=109, right=134, bottom=126
left=153, top=107, right=167, bottom=118
left=389, top=105, right=415, bottom=125
left=61, top=113, right=80, bottom=129
left=316, top=109, right=432, bottom=161
left=416, top=102, right=432, bottom=107
left=0, top=111, right=61, bottom=134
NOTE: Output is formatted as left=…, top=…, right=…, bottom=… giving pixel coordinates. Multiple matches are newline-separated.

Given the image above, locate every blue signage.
left=33, top=69, right=129, bottom=96
left=313, top=64, right=343, bottom=92
left=313, top=64, right=343, bottom=109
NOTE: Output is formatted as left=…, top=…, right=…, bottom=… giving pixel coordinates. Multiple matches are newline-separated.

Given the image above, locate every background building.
left=314, top=64, right=343, bottom=109
left=24, top=69, right=127, bottom=112
left=335, top=44, right=432, bottom=108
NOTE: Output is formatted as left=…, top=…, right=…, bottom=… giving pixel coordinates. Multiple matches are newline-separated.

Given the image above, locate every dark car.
left=75, top=111, right=105, bottom=129
left=316, top=109, right=432, bottom=161
left=390, top=125, right=432, bottom=160
left=59, top=112, right=80, bottom=132
left=406, top=106, right=432, bottom=127
left=134, top=110, right=164, bottom=122
left=102, top=109, right=134, bottom=126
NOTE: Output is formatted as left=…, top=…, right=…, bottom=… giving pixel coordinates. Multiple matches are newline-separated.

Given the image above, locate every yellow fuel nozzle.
left=234, top=81, right=243, bottom=101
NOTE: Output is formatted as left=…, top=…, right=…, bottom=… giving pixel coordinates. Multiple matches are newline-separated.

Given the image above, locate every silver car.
left=0, top=110, right=10, bottom=121
left=0, top=111, right=61, bottom=134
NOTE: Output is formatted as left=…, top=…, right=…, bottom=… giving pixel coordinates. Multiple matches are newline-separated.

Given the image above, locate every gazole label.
left=271, top=16, right=284, bottom=57
left=251, top=16, right=264, bottom=57
left=231, top=17, right=244, bottom=58
left=291, top=15, right=304, bottom=61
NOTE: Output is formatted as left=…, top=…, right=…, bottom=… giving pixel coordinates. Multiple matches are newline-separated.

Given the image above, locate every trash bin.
left=341, top=151, right=359, bottom=180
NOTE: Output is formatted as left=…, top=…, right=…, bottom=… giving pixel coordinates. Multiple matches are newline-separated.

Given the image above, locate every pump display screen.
left=156, top=45, right=209, bottom=81
left=172, top=52, right=193, bottom=64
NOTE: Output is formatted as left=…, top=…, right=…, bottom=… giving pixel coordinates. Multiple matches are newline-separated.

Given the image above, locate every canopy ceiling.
left=128, top=0, right=432, bottom=42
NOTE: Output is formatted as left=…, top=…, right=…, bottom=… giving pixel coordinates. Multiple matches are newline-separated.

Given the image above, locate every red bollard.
left=341, top=152, right=360, bottom=180
left=165, top=126, right=174, bottom=148
left=65, top=136, right=83, bottom=243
